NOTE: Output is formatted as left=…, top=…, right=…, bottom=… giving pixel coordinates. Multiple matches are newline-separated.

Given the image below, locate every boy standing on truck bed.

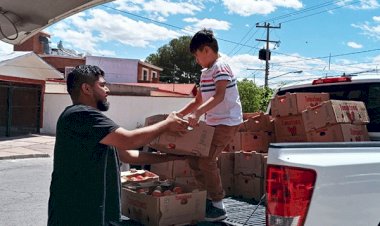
left=178, top=28, right=243, bottom=222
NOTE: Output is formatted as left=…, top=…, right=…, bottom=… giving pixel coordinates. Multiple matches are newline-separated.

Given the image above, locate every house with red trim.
left=0, top=32, right=197, bottom=137
left=0, top=51, right=62, bottom=137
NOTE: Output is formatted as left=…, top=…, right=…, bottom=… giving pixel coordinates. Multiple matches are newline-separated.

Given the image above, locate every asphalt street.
left=0, top=135, right=265, bottom=226
left=0, top=157, right=229, bottom=226
left=0, top=157, right=52, bottom=226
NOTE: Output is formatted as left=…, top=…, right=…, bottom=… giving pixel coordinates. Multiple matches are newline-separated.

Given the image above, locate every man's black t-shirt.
left=48, top=105, right=121, bottom=226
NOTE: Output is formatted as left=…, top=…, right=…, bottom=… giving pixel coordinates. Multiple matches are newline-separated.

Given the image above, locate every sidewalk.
left=0, top=134, right=55, bottom=160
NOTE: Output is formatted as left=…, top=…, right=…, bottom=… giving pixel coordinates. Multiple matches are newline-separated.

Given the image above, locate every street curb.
left=0, top=153, right=50, bottom=160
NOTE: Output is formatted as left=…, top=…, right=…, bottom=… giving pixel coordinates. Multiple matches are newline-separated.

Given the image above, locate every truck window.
left=367, top=84, right=380, bottom=132
left=277, top=83, right=379, bottom=133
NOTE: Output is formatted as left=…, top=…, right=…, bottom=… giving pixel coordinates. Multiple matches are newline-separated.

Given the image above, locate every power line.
left=262, top=0, right=359, bottom=24
left=272, top=48, right=380, bottom=66
left=227, top=27, right=258, bottom=56
left=279, top=1, right=360, bottom=24
left=229, top=29, right=261, bottom=56
left=101, top=3, right=379, bottom=75
left=101, top=5, right=262, bottom=52
left=229, top=1, right=345, bottom=56
left=230, top=1, right=359, bottom=56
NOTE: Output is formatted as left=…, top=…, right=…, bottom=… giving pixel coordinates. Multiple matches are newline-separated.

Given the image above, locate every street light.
left=246, top=68, right=265, bottom=84
left=268, top=70, right=303, bottom=80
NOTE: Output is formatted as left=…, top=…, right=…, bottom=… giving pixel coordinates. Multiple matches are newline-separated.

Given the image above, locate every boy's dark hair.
left=189, top=28, right=219, bottom=54
left=66, top=65, right=104, bottom=100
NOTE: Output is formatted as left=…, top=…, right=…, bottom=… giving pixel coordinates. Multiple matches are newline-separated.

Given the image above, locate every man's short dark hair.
left=189, top=28, right=219, bottom=54
left=66, top=65, right=104, bottom=100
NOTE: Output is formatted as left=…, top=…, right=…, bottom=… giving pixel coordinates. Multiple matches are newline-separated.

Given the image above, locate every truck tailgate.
left=267, top=142, right=380, bottom=226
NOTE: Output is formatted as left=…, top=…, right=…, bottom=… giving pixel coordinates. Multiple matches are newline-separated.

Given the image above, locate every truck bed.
left=220, top=197, right=266, bottom=226
left=118, top=197, right=266, bottom=226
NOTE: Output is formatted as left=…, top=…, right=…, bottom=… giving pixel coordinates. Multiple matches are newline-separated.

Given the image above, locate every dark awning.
left=0, top=0, right=113, bottom=45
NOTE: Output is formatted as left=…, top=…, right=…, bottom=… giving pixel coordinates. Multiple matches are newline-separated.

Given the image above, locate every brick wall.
left=14, top=32, right=50, bottom=54
left=41, top=56, right=85, bottom=73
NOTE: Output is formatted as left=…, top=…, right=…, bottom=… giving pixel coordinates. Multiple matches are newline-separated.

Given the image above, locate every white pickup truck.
left=266, top=75, right=380, bottom=226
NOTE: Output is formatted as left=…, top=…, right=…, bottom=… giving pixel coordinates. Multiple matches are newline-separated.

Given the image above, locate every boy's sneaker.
left=204, top=202, right=227, bottom=222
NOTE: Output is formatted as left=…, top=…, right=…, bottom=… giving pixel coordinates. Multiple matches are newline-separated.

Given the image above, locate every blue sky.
left=1, top=0, right=380, bottom=87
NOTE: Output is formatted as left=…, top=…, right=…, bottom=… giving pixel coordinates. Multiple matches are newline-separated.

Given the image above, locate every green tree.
left=237, top=79, right=274, bottom=113
left=145, top=36, right=201, bottom=84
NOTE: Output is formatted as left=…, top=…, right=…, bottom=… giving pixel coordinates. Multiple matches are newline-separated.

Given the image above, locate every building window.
left=142, top=68, right=149, bottom=81
left=152, top=71, right=157, bottom=79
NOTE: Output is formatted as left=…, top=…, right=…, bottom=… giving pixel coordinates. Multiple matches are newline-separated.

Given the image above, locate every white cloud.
left=0, top=41, right=13, bottom=54
left=115, top=0, right=203, bottom=17
left=113, top=0, right=144, bottom=12
left=183, top=17, right=231, bottom=32
left=47, top=9, right=181, bottom=56
left=220, top=50, right=380, bottom=87
left=220, top=53, right=262, bottom=77
left=337, top=0, right=380, bottom=10
left=347, top=41, right=363, bottom=49
left=374, top=54, right=380, bottom=63
left=352, top=16, right=380, bottom=41
left=222, top=0, right=303, bottom=16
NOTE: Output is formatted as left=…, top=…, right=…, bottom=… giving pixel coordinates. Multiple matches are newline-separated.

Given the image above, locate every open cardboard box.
left=121, top=183, right=206, bottom=226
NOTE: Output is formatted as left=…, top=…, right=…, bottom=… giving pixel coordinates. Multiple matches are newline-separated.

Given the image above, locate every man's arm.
left=118, top=150, right=185, bottom=164
left=187, top=80, right=228, bottom=126
left=100, top=112, right=188, bottom=150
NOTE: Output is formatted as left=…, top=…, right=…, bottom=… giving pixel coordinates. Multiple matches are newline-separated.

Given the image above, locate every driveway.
left=0, top=135, right=55, bottom=160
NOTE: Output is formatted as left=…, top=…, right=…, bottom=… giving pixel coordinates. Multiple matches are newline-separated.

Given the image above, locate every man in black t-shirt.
left=48, top=65, right=188, bottom=226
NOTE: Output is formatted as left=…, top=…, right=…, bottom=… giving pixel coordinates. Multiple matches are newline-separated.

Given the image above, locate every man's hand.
left=187, top=111, right=201, bottom=127
left=165, top=112, right=189, bottom=133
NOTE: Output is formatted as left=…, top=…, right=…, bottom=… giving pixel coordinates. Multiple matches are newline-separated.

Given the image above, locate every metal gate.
left=0, top=81, right=42, bottom=137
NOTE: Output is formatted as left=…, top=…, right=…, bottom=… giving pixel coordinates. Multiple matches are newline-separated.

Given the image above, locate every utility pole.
left=246, top=68, right=265, bottom=84
left=256, top=22, right=281, bottom=88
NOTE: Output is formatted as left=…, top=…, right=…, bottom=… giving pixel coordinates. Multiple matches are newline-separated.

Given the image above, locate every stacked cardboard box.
left=303, top=100, right=370, bottom=142
left=243, top=112, right=261, bottom=120
left=271, top=92, right=330, bottom=142
left=218, top=112, right=272, bottom=200
left=225, top=132, right=242, bottom=152
left=271, top=92, right=330, bottom=117
left=238, top=112, right=274, bottom=153
left=233, top=151, right=267, bottom=202
left=271, top=93, right=370, bottom=142
left=215, top=94, right=370, bottom=204
left=217, top=152, right=235, bottom=196
left=150, top=160, right=197, bottom=189
left=145, top=114, right=272, bottom=202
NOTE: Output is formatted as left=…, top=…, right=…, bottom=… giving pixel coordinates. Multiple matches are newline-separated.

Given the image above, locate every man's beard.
left=97, top=100, right=110, bottom=111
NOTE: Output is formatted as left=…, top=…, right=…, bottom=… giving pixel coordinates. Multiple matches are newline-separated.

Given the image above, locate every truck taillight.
left=312, top=76, right=351, bottom=85
left=266, top=165, right=316, bottom=226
